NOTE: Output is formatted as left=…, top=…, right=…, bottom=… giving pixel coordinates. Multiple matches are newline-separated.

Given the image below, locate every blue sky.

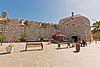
left=0, top=0, right=100, bottom=24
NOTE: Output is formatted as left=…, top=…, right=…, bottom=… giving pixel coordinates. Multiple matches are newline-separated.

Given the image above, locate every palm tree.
left=92, top=21, right=100, bottom=33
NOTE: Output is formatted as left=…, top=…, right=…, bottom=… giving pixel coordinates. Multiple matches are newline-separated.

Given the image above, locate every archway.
left=68, top=33, right=81, bottom=43
left=72, top=36, right=78, bottom=42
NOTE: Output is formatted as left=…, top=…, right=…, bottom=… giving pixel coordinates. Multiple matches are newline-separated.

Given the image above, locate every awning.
left=52, top=34, right=65, bottom=36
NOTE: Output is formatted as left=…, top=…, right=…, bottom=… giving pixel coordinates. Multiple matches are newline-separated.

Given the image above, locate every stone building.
left=59, top=14, right=93, bottom=42
left=0, top=13, right=93, bottom=42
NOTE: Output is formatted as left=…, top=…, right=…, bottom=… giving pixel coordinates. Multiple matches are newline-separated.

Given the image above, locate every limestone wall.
left=0, top=15, right=93, bottom=42
left=0, top=18, right=57, bottom=42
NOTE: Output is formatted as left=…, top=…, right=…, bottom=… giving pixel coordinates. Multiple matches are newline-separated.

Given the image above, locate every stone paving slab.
left=0, top=42, right=100, bottom=67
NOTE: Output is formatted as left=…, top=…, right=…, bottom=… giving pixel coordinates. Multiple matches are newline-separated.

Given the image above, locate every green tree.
left=20, top=34, right=27, bottom=42
left=0, top=34, right=4, bottom=42
left=92, top=21, right=100, bottom=33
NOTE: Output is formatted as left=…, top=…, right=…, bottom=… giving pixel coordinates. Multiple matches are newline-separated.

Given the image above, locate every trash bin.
left=76, top=43, right=80, bottom=52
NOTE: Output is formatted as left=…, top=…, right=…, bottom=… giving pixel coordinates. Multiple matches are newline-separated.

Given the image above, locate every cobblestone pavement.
left=0, top=41, right=100, bottom=67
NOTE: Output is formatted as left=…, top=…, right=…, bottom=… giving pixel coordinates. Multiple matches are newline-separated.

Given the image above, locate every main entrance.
left=72, top=36, right=78, bottom=42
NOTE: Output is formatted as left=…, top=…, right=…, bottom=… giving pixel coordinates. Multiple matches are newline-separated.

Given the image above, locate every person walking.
left=80, top=40, right=87, bottom=47
left=66, top=38, right=71, bottom=48
left=80, top=40, right=83, bottom=47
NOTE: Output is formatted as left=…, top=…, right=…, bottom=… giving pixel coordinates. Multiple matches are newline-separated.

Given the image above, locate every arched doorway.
left=71, top=36, right=78, bottom=42
left=68, top=33, right=80, bottom=43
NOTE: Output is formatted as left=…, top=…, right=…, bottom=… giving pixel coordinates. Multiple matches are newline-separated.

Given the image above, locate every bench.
left=25, top=42, right=43, bottom=51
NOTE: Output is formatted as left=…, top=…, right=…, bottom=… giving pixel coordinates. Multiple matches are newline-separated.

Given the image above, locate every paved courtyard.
left=0, top=41, right=100, bottom=67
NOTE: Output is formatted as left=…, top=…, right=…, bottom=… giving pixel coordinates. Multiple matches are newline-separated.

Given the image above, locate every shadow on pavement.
left=73, top=51, right=80, bottom=53
left=0, top=52, right=10, bottom=55
left=20, top=49, right=42, bottom=52
left=56, top=47, right=68, bottom=50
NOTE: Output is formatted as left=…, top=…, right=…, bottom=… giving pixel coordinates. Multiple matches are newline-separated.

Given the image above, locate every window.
left=72, top=24, right=75, bottom=26
left=66, top=24, right=68, bottom=26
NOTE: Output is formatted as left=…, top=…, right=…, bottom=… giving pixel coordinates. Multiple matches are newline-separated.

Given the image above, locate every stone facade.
left=0, top=18, right=57, bottom=42
left=0, top=14, right=93, bottom=42
left=59, top=14, right=93, bottom=42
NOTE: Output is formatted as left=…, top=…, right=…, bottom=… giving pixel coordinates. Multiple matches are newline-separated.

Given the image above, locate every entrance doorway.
left=72, top=36, right=78, bottom=42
